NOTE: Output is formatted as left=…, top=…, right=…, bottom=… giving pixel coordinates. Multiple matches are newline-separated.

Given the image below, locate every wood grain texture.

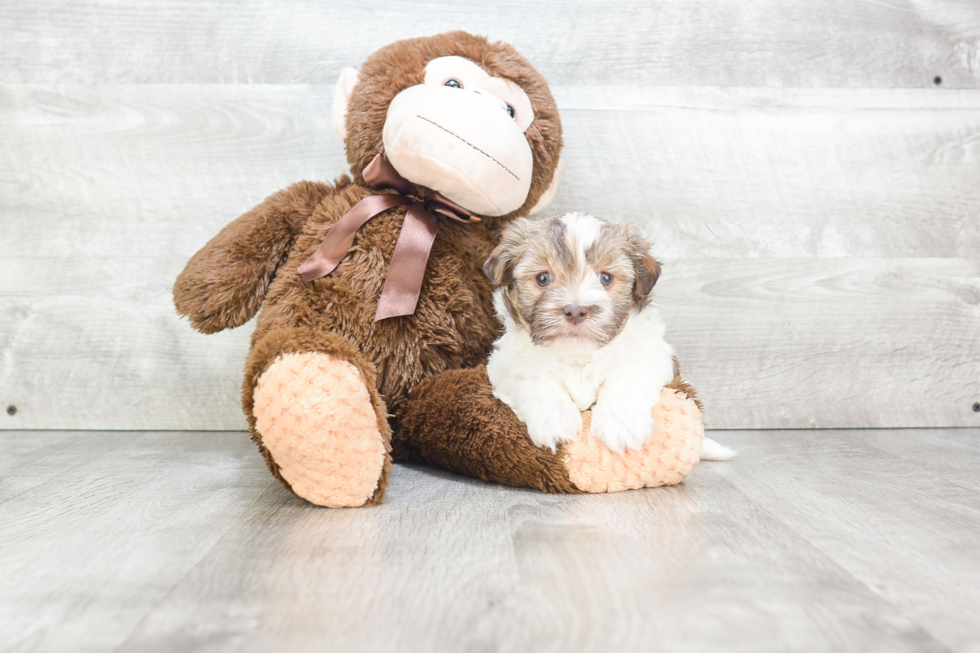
left=3, top=256, right=978, bottom=431
left=553, top=86, right=980, bottom=259
left=2, top=84, right=979, bottom=430
left=716, top=429, right=980, bottom=653
left=1, top=429, right=978, bottom=652
left=660, top=258, right=980, bottom=429
left=1, top=0, right=979, bottom=88
left=4, top=85, right=979, bottom=260
left=0, top=431, right=273, bottom=653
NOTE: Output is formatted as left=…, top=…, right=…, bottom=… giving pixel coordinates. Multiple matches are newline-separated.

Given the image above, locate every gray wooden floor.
left=3, top=431, right=979, bottom=652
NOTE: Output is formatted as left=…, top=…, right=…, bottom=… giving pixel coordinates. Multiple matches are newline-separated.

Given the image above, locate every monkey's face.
left=334, top=32, right=563, bottom=220
left=382, top=56, right=535, bottom=217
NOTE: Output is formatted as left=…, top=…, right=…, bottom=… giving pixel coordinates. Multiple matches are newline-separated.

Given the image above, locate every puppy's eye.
left=599, top=272, right=613, bottom=287
left=506, top=105, right=515, bottom=119
left=444, top=79, right=462, bottom=89
left=535, top=272, right=552, bottom=287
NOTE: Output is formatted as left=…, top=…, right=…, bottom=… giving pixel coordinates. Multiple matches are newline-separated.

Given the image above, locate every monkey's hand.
left=174, top=180, right=332, bottom=334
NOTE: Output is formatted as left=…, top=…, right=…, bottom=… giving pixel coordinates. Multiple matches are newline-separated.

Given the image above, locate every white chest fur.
left=487, top=302, right=676, bottom=451
left=561, top=366, right=604, bottom=412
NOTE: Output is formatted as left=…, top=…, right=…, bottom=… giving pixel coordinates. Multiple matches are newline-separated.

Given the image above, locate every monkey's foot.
left=253, top=352, right=388, bottom=508
left=563, top=388, right=704, bottom=493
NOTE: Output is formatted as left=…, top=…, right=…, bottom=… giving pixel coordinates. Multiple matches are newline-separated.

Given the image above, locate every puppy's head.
left=484, top=212, right=661, bottom=347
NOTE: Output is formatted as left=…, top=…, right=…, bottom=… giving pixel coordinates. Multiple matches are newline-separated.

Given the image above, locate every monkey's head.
left=333, top=32, right=563, bottom=220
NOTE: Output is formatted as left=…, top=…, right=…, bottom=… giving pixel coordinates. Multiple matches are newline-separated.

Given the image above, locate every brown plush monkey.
left=174, top=32, right=703, bottom=508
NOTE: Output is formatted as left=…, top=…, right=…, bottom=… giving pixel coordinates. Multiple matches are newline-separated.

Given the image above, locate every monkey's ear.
left=484, top=218, right=533, bottom=286
left=332, top=67, right=360, bottom=140
left=528, top=158, right=562, bottom=215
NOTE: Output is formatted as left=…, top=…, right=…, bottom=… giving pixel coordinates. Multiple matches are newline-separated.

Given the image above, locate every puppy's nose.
left=562, top=304, right=589, bottom=324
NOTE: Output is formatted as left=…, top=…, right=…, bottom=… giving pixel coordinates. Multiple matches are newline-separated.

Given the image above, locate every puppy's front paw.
left=523, top=400, right=583, bottom=452
left=591, top=397, right=655, bottom=454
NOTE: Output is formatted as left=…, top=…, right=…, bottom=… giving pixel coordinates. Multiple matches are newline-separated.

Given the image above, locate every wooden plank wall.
left=1, top=0, right=978, bottom=431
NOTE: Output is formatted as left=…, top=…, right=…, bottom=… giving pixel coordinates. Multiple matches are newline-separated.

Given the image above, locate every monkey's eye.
left=444, top=79, right=462, bottom=89
left=506, top=105, right=515, bottom=119
left=535, top=272, right=552, bottom=287
left=599, top=272, right=613, bottom=287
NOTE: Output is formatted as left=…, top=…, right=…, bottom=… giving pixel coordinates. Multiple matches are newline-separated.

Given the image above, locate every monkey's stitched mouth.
left=415, top=115, right=520, bottom=181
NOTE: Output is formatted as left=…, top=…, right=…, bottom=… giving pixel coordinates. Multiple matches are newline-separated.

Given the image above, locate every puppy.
left=484, top=212, right=734, bottom=460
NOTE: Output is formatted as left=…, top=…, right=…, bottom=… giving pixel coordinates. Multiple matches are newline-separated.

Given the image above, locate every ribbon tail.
left=363, top=152, right=414, bottom=195
left=374, top=204, right=440, bottom=321
left=298, top=194, right=410, bottom=282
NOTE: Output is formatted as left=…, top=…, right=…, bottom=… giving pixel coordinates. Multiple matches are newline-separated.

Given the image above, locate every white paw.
left=523, top=400, right=583, bottom=452
left=591, top=397, right=655, bottom=454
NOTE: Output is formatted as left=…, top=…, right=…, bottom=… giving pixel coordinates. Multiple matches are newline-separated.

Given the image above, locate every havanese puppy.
left=484, top=212, right=734, bottom=460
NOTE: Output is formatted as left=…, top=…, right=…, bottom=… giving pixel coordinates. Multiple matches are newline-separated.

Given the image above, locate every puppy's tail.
left=700, top=437, right=737, bottom=461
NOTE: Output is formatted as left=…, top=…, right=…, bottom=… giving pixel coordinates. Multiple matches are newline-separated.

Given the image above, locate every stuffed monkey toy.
left=174, top=32, right=704, bottom=508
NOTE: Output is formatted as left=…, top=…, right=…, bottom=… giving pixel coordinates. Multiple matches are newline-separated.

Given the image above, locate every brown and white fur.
left=485, top=212, right=735, bottom=460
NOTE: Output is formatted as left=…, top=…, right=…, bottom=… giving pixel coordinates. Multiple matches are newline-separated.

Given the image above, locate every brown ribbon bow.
left=297, top=153, right=480, bottom=322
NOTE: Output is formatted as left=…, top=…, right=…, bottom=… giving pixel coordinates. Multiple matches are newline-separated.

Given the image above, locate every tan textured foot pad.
left=253, top=352, right=386, bottom=508
left=563, top=389, right=704, bottom=493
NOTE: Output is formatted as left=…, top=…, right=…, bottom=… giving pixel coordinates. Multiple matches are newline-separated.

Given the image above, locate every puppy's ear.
left=484, top=218, right=533, bottom=286
left=635, top=252, right=662, bottom=298
left=624, top=223, right=662, bottom=299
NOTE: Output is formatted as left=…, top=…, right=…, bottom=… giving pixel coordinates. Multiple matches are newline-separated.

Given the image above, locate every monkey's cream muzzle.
left=332, top=54, right=555, bottom=217
left=382, top=85, right=534, bottom=217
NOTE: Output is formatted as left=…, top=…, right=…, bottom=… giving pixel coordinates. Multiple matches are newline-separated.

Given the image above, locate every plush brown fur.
left=173, top=33, right=563, bottom=504
left=399, top=366, right=702, bottom=493
left=173, top=181, right=332, bottom=334
left=398, top=366, right=580, bottom=492
left=672, top=356, right=703, bottom=411
left=246, top=181, right=507, bottom=424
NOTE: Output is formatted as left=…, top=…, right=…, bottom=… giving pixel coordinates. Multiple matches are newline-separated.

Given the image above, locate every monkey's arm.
left=174, top=180, right=333, bottom=334
left=398, top=366, right=703, bottom=494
